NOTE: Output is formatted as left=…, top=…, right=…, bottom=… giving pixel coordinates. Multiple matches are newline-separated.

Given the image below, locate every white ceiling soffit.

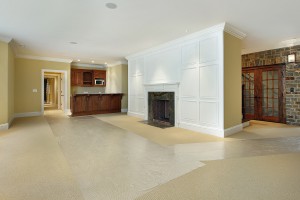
left=1, top=0, right=300, bottom=62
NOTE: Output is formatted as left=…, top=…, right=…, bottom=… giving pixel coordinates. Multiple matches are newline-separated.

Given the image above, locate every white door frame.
left=41, top=69, right=68, bottom=115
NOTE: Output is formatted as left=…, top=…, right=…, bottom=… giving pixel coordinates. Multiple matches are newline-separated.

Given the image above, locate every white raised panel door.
left=199, top=102, right=218, bottom=126
left=181, top=68, right=199, bottom=98
left=199, top=37, right=218, bottom=64
left=60, top=73, right=65, bottom=111
left=199, top=65, right=218, bottom=99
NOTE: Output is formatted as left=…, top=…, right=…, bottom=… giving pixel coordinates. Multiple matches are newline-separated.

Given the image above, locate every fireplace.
left=148, top=92, right=175, bottom=126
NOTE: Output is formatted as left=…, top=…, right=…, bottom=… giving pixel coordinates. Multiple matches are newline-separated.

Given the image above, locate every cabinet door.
left=71, top=69, right=83, bottom=86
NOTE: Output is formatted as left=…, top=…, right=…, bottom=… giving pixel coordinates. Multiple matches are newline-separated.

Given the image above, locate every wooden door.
left=242, top=65, right=285, bottom=123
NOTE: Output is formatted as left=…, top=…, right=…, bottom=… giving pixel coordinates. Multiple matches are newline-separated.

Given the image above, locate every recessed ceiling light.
left=70, top=42, right=78, bottom=45
left=105, top=3, right=117, bottom=9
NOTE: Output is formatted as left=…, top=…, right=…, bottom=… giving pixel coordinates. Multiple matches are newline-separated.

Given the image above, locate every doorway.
left=42, top=70, right=67, bottom=114
left=242, top=65, right=286, bottom=123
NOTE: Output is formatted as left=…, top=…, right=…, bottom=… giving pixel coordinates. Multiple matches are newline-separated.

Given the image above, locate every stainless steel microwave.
left=95, top=78, right=105, bottom=85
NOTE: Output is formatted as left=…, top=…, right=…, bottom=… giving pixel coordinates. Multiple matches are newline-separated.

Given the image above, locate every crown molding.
left=107, top=60, right=128, bottom=67
left=0, top=35, right=12, bottom=43
left=224, top=24, right=247, bottom=40
left=16, top=54, right=73, bottom=63
left=71, top=62, right=106, bottom=69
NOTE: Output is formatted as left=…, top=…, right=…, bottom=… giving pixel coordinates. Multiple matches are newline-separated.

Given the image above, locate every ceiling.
left=0, top=0, right=299, bottom=65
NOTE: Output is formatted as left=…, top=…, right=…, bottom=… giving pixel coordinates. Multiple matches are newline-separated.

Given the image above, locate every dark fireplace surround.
left=148, top=92, right=175, bottom=126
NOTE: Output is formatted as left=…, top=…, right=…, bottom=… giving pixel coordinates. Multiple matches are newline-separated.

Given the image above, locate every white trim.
left=121, top=108, right=128, bottom=113
left=65, top=109, right=72, bottom=116
left=128, top=111, right=144, bottom=119
left=14, top=112, right=42, bottom=118
left=41, top=69, right=68, bottom=116
left=224, top=24, right=247, bottom=40
left=17, top=54, right=72, bottom=63
left=243, top=121, right=250, bottom=128
left=224, top=124, right=243, bottom=137
left=8, top=116, right=14, bottom=128
left=179, top=122, right=224, bottom=137
left=71, top=62, right=106, bottom=69
left=0, top=123, right=9, bottom=131
left=107, top=60, right=128, bottom=67
left=0, top=35, right=12, bottom=43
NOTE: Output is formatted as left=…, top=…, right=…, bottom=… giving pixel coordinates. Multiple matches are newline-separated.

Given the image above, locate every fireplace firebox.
left=148, top=92, right=175, bottom=126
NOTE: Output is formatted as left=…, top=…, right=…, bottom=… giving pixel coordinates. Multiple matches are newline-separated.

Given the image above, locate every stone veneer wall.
left=242, top=45, right=300, bottom=125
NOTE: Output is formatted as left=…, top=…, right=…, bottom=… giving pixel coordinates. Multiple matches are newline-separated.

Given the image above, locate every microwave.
left=95, top=78, right=105, bottom=85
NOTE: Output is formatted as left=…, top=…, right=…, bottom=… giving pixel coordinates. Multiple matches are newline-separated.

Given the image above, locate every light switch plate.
left=33, top=89, right=37, bottom=93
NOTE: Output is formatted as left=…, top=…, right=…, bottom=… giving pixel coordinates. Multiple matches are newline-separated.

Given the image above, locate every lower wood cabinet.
left=71, top=93, right=123, bottom=116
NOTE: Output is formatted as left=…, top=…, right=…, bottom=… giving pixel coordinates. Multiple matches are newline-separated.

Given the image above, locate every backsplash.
left=72, top=86, right=106, bottom=95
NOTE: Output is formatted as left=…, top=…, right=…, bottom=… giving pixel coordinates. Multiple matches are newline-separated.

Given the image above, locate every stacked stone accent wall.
left=242, top=45, right=300, bottom=125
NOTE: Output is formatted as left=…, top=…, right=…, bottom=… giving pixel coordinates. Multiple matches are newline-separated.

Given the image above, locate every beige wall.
left=0, top=41, right=9, bottom=124
left=15, top=58, right=71, bottom=114
left=0, top=41, right=15, bottom=125
left=8, top=43, right=15, bottom=123
left=106, top=64, right=128, bottom=110
left=224, top=32, right=242, bottom=129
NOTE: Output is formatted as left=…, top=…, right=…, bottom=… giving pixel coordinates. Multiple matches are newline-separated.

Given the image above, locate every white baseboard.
left=224, top=123, right=243, bottom=137
left=242, top=121, right=250, bottom=128
left=64, top=109, right=72, bottom=115
left=179, top=122, right=224, bottom=137
left=179, top=122, right=243, bottom=138
left=14, top=112, right=42, bottom=118
left=0, top=123, right=9, bottom=131
left=127, top=111, right=144, bottom=119
left=121, top=108, right=128, bottom=113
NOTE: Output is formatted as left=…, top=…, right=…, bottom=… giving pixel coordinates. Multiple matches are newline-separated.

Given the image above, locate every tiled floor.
left=1, top=111, right=300, bottom=199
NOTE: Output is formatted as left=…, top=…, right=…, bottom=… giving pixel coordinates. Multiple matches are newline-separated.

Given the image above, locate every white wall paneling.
left=199, top=35, right=218, bottom=64
left=127, top=23, right=244, bottom=137
left=144, top=47, right=181, bottom=84
left=180, top=67, right=199, bottom=98
left=180, top=100, right=199, bottom=124
left=182, top=41, right=199, bottom=67
left=199, top=64, right=218, bottom=99
left=199, top=101, right=218, bottom=126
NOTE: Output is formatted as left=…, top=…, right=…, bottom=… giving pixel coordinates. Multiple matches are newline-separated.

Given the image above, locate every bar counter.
left=71, top=93, right=123, bottom=116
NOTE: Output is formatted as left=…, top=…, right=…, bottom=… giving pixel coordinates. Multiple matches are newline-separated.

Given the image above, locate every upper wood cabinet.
left=71, top=69, right=83, bottom=86
left=71, top=69, right=106, bottom=87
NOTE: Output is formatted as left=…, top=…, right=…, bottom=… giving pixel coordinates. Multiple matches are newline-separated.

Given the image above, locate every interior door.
left=60, top=73, right=65, bottom=111
left=242, top=65, right=285, bottom=123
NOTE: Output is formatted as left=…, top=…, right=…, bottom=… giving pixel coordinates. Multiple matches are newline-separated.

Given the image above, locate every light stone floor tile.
left=45, top=112, right=204, bottom=200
